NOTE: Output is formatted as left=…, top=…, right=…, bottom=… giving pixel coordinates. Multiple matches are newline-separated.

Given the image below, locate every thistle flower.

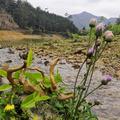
left=103, top=30, right=114, bottom=42
left=101, top=75, right=112, bottom=85
left=89, top=18, right=97, bottom=28
left=4, top=104, right=15, bottom=111
left=87, top=48, right=94, bottom=58
left=96, top=39, right=101, bottom=47
left=95, top=23, right=105, bottom=37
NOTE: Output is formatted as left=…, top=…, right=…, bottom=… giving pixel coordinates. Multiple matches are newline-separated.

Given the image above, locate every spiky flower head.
left=89, top=18, right=97, bottom=28
left=87, top=47, right=94, bottom=58
left=95, top=23, right=105, bottom=37
left=101, top=75, right=112, bottom=85
left=103, top=30, right=114, bottom=42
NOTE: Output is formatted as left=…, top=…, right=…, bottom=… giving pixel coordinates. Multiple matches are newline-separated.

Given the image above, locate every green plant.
left=108, top=24, right=120, bottom=35
left=0, top=49, right=72, bottom=119
left=49, top=19, right=114, bottom=120
left=0, top=19, right=114, bottom=120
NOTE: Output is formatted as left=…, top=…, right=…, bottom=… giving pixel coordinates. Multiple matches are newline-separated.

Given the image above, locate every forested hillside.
left=0, top=0, right=78, bottom=33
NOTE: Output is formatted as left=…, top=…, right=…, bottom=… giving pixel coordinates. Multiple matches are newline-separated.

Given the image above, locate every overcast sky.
left=27, top=0, right=120, bottom=18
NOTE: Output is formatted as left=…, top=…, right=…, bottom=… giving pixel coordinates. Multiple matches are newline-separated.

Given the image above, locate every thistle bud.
left=94, top=100, right=101, bottom=105
left=86, top=59, right=92, bottom=65
left=103, top=30, right=114, bottom=42
left=95, top=23, right=105, bottom=37
left=96, top=39, right=101, bottom=47
left=101, top=75, right=112, bottom=85
left=87, top=48, right=94, bottom=58
left=89, top=18, right=97, bottom=28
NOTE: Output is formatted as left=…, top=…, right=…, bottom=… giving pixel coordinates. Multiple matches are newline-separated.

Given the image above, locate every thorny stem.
left=74, top=64, right=92, bottom=117
left=73, top=57, right=87, bottom=98
left=84, top=45, right=98, bottom=97
left=85, top=84, right=102, bottom=98
left=88, top=27, right=92, bottom=47
left=97, top=42, right=107, bottom=60
left=84, top=36, right=105, bottom=97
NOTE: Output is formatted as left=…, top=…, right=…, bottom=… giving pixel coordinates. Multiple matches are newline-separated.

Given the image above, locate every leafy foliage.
left=21, top=92, right=50, bottom=109
left=0, top=84, right=12, bottom=91
left=108, top=24, right=120, bottom=35
left=0, top=69, right=7, bottom=77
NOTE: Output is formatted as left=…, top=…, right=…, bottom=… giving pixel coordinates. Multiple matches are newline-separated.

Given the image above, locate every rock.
left=5, top=60, right=12, bottom=63
left=44, top=60, right=49, bottom=66
left=72, top=64, right=80, bottom=69
left=115, top=70, right=120, bottom=78
left=74, top=48, right=86, bottom=55
left=37, top=61, right=42, bottom=64
left=8, top=48, right=15, bottom=54
left=19, top=52, right=28, bottom=60
left=59, top=59, right=66, bottom=65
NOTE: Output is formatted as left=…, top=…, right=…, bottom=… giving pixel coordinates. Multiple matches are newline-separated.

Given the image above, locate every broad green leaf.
left=0, top=69, right=7, bottom=77
left=21, top=92, right=50, bottom=109
left=0, top=84, right=12, bottom=91
left=27, top=49, right=33, bottom=67
left=25, top=72, right=43, bottom=85
left=21, top=92, right=38, bottom=109
left=35, top=95, right=50, bottom=102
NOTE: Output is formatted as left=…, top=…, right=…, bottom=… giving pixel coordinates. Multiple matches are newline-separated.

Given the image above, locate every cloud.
left=27, top=0, right=120, bottom=18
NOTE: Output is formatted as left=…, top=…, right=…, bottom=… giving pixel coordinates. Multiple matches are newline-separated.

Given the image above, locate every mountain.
left=68, top=11, right=117, bottom=30
left=0, top=0, right=78, bottom=33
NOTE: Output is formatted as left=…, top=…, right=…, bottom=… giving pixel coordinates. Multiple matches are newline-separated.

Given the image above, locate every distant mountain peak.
left=68, top=11, right=117, bottom=30
left=80, top=11, right=94, bottom=15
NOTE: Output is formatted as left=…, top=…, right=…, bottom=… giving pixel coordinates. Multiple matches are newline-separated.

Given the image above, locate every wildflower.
left=89, top=18, right=97, bottom=28
left=101, top=75, right=112, bottom=85
left=96, top=39, right=101, bottom=47
left=95, top=23, right=105, bottom=37
left=4, top=104, right=15, bottom=111
left=87, top=48, right=94, bottom=58
left=33, top=114, right=39, bottom=120
left=86, top=59, right=92, bottom=65
left=103, top=30, right=114, bottom=42
left=94, top=100, right=101, bottom=105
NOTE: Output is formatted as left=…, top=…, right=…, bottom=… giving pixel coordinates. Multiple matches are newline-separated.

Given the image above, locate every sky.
left=27, top=0, right=120, bottom=18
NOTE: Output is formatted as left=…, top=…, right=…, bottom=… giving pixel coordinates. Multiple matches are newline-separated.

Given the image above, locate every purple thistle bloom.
left=103, top=75, right=112, bottom=81
left=103, top=30, right=114, bottom=42
left=95, top=23, right=105, bottom=37
left=101, top=75, right=112, bottom=85
left=87, top=48, right=94, bottom=58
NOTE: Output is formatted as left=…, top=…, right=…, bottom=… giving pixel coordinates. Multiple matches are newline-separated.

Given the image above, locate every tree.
left=116, top=16, right=120, bottom=24
left=0, top=0, right=78, bottom=33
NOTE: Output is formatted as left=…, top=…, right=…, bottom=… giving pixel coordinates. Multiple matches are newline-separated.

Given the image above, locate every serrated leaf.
left=0, top=84, right=12, bottom=91
left=27, top=49, right=33, bottom=67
